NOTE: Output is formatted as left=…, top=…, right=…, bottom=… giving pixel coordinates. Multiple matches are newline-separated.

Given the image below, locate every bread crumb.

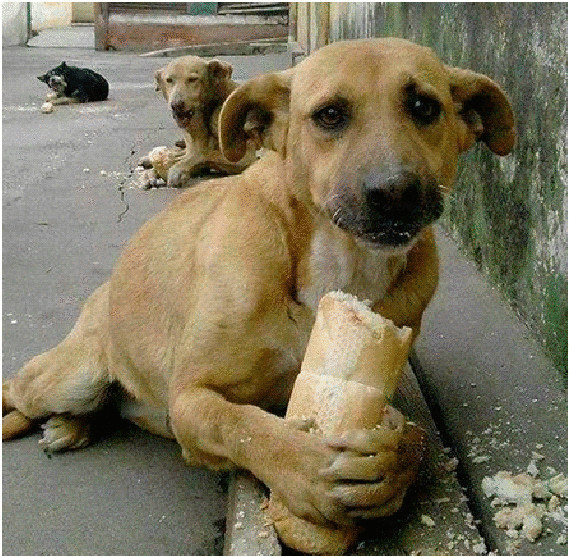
left=472, top=542, right=487, bottom=554
left=443, top=457, right=459, bottom=472
left=483, top=464, right=568, bottom=545
left=482, top=471, right=537, bottom=503
left=548, top=495, right=560, bottom=511
left=527, top=460, right=539, bottom=477
left=548, top=473, right=568, bottom=497
left=522, top=511, right=543, bottom=542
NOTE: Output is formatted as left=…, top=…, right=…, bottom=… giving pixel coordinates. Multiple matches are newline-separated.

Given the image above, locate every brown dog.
left=143, top=55, right=256, bottom=188
left=3, top=39, right=514, bottom=530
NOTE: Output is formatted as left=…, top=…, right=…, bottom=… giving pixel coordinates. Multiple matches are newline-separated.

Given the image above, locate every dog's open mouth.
left=356, top=223, right=425, bottom=247
left=329, top=190, right=444, bottom=249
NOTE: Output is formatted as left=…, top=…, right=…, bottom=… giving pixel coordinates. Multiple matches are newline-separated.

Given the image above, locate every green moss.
left=330, top=2, right=568, bottom=373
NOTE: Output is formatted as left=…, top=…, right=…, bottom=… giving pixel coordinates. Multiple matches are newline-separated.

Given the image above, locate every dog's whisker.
left=332, top=207, right=342, bottom=223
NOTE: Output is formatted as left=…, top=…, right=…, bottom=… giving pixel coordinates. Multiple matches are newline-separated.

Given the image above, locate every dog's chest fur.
left=297, top=218, right=407, bottom=314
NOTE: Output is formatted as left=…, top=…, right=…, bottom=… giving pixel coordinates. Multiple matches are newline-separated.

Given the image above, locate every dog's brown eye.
left=407, top=94, right=441, bottom=126
left=166, top=77, right=173, bottom=84
left=312, top=105, right=348, bottom=131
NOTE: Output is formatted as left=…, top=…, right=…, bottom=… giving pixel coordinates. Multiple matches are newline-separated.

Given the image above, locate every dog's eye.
left=312, top=105, right=349, bottom=131
left=166, top=77, right=173, bottom=84
left=407, top=94, right=441, bottom=126
left=187, top=77, right=199, bottom=84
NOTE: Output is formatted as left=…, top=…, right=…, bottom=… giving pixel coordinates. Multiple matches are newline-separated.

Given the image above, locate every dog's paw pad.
left=39, top=416, right=91, bottom=452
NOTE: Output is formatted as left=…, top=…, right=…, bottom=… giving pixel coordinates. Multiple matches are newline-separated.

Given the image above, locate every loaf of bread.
left=147, top=146, right=183, bottom=181
left=270, top=291, right=413, bottom=554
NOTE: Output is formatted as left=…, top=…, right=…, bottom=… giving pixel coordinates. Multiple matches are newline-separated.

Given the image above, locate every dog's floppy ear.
left=447, top=67, right=515, bottom=155
left=220, top=69, right=293, bottom=161
left=208, top=60, right=233, bottom=81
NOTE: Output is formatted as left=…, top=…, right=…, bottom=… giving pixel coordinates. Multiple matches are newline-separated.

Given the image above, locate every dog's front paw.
left=322, top=408, right=425, bottom=520
left=167, top=165, right=190, bottom=188
left=39, top=416, right=92, bottom=452
left=136, top=169, right=165, bottom=190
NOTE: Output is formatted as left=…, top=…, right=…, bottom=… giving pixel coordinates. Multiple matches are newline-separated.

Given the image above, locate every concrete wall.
left=72, top=2, right=94, bottom=23
left=2, top=2, right=29, bottom=46
left=292, top=3, right=568, bottom=371
left=31, top=2, right=72, bottom=30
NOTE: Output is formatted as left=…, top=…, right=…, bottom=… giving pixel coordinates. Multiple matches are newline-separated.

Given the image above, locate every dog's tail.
left=2, top=381, right=34, bottom=440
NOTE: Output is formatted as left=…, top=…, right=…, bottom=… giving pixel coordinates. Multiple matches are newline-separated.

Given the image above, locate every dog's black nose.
left=363, top=170, right=422, bottom=218
left=170, top=100, right=186, bottom=114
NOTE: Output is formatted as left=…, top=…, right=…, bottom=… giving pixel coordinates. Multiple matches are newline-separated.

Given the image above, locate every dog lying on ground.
left=38, top=61, right=108, bottom=105
left=4, top=39, right=514, bottom=534
left=140, top=56, right=256, bottom=188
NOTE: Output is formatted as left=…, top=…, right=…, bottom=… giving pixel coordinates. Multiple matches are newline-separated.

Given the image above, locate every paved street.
left=2, top=41, right=288, bottom=555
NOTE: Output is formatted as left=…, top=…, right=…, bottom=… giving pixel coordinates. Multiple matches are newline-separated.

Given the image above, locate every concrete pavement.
left=2, top=42, right=289, bottom=555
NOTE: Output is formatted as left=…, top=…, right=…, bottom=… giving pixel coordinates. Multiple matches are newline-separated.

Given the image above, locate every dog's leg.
left=167, top=157, right=211, bottom=187
left=169, top=386, right=347, bottom=524
left=50, top=96, right=80, bottom=106
left=71, top=87, right=89, bottom=103
left=38, top=415, right=93, bottom=451
left=3, top=283, right=113, bottom=450
left=374, top=227, right=439, bottom=338
left=169, top=379, right=422, bottom=526
left=167, top=148, right=253, bottom=184
left=203, top=152, right=256, bottom=176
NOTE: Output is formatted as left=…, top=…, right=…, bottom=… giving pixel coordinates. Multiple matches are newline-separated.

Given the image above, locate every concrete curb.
left=223, top=363, right=488, bottom=556
left=224, top=471, right=281, bottom=556
left=140, top=40, right=290, bottom=58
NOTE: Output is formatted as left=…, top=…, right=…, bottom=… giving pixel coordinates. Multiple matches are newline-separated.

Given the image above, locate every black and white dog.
left=38, top=61, right=109, bottom=105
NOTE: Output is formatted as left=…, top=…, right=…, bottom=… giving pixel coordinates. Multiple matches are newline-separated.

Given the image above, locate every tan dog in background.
left=140, top=56, right=256, bottom=188
left=3, top=39, right=514, bottom=530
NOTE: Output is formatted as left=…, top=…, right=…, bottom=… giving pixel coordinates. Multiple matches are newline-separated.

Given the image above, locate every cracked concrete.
left=2, top=41, right=289, bottom=556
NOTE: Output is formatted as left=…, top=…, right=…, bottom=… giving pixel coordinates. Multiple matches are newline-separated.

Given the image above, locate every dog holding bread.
left=3, top=39, right=514, bottom=550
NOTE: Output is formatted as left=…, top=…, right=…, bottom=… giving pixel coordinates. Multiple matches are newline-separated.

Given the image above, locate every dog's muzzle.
left=48, top=76, right=66, bottom=93
left=331, top=169, right=444, bottom=248
left=171, top=102, right=195, bottom=127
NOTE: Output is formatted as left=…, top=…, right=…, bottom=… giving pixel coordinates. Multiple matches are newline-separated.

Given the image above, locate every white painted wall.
left=31, top=2, right=72, bottom=30
left=2, top=2, right=29, bottom=46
